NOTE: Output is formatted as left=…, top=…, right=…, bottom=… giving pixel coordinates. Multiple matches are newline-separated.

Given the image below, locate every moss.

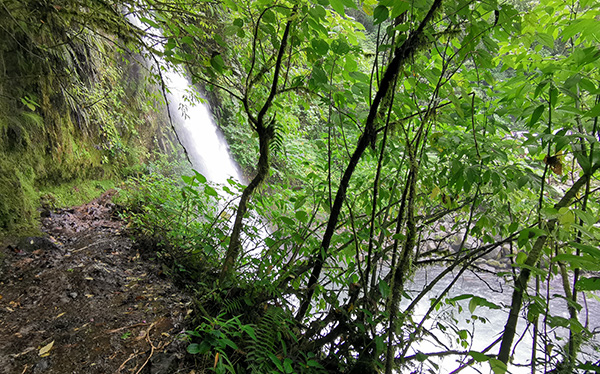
left=0, top=158, right=38, bottom=234
left=0, top=6, right=188, bottom=238
left=38, top=179, right=117, bottom=209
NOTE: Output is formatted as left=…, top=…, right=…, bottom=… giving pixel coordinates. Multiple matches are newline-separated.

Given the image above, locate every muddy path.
left=0, top=191, right=194, bottom=374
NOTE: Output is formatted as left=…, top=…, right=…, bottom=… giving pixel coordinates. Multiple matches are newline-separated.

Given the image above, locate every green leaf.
left=528, top=105, right=545, bottom=127
left=517, top=229, right=530, bottom=248
left=573, top=209, right=596, bottom=226
left=331, top=39, right=350, bottom=54
left=536, top=32, right=554, bottom=49
left=549, top=86, right=558, bottom=107
left=585, top=101, right=600, bottom=117
left=570, top=242, right=600, bottom=259
left=516, top=251, right=527, bottom=264
left=182, top=175, right=196, bottom=186
left=329, top=0, right=345, bottom=15
left=280, top=216, right=295, bottom=226
left=489, top=358, right=507, bottom=374
left=204, top=186, right=218, bottom=197
left=311, top=66, right=328, bottom=84
left=283, top=358, right=294, bottom=373
left=558, top=209, right=575, bottom=225
left=210, top=54, right=225, bottom=73
left=553, top=254, right=600, bottom=271
left=379, top=279, right=390, bottom=299
left=221, top=338, right=238, bottom=350
left=262, top=9, right=276, bottom=23
left=391, top=1, right=410, bottom=19
left=415, top=352, right=428, bottom=362
left=268, top=352, right=284, bottom=371
left=373, top=5, right=389, bottom=25
left=575, top=277, right=600, bottom=291
left=187, top=343, right=200, bottom=354
left=349, top=71, right=370, bottom=83
left=295, top=210, right=308, bottom=223
left=469, top=351, right=490, bottom=362
left=233, top=18, right=244, bottom=27
left=311, top=39, right=329, bottom=55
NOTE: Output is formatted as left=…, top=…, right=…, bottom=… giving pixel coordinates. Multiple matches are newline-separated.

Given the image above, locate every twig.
left=117, top=353, right=136, bottom=373
left=135, top=319, right=162, bottom=374
left=106, top=322, right=148, bottom=334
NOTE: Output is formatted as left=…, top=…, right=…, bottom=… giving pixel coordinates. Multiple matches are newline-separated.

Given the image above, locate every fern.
left=246, top=306, right=290, bottom=372
left=222, top=297, right=245, bottom=315
left=269, top=120, right=285, bottom=154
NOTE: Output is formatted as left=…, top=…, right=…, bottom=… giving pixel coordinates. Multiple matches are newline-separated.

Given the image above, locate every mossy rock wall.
left=0, top=2, right=181, bottom=235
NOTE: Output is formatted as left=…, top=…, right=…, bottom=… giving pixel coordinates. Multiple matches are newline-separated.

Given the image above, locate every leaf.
left=537, top=32, right=554, bottom=49
left=469, top=298, right=478, bottom=314
left=528, top=105, right=545, bottom=127
left=558, top=209, right=574, bottom=225
left=331, top=39, right=350, bottom=54
left=429, top=186, right=441, bottom=199
left=489, top=358, right=507, bottom=374
left=585, top=101, right=600, bottom=118
left=268, top=352, right=284, bottom=371
left=204, top=186, right=218, bottom=197
left=329, top=0, right=345, bottom=15
left=280, top=216, right=295, bottom=226
left=373, top=5, right=389, bottom=25
left=348, top=71, right=370, bottom=83
left=187, top=343, right=200, bottom=355
left=221, top=338, right=238, bottom=350
left=182, top=175, right=196, bottom=186
left=570, top=242, right=600, bottom=259
left=311, top=39, right=329, bottom=55
left=210, top=54, right=225, bottom=73
left=575, top=277, right=600, bottom=291
left=469, top=351, right=490, bottom=362
left=311, top=66, right=328, bottom=84
left=39, top=341, right=54, bottom=357
left=553, top=254, right=600, bottom=271
left=295, top=210, right=308, bottom=223
left=379, top=279, right=390, bottom=299
left=284, top=358, right=294, bottom=373
left=573, top=209, right=596, bottom=226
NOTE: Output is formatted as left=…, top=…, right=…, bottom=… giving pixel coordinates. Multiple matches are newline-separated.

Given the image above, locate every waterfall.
left=127, top=14, right=242, bottom=186
left=164, top=71, right=243, bottom=186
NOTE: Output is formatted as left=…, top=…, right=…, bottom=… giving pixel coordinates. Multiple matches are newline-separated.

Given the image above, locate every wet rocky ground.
left=0, top=191, right=194, bottom=374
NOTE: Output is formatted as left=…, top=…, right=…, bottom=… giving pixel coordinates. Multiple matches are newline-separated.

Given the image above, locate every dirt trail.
left=0, top=191, right=193, bottom=374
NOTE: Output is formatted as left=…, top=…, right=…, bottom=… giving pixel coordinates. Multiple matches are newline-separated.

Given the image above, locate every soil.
left=0, top=191, right=194, bottom=374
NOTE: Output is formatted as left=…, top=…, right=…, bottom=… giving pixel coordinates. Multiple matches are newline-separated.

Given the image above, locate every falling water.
left=164, top=71, right=243, bottom=186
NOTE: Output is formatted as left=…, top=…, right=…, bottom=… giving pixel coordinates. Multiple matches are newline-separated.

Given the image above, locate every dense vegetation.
left=3, top=0, right=600, bottom=373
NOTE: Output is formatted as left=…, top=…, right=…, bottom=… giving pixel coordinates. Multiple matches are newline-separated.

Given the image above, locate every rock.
left=150, top=353, right=177, bottom=374
left=33, top=358, right=50, bottom=373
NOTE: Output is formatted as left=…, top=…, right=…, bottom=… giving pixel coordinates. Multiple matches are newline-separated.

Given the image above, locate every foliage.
left=139, top=0, right=598, bottom=370
left=116, top=169, right=240, bottom=277
left=17, top=0, right=600, bottom=373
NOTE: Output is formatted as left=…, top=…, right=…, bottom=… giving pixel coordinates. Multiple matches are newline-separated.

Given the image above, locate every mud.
left=0, top=191, right=194, bottom=374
